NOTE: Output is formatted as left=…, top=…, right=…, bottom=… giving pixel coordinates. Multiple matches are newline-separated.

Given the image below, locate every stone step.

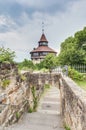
left=6, top=87, right=64, bottom=130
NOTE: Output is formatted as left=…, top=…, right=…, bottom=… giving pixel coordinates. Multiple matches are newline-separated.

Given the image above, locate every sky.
left=0, top=0, right=86, bottom=62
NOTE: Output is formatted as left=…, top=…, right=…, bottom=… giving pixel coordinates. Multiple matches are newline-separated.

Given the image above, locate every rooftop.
left=30, top=46, right=57, bottom=53
left=39, top=33, right=48, bottom=43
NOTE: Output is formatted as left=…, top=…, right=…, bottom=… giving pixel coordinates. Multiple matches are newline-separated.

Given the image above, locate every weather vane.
left=42, top=22, right=44, bottom=34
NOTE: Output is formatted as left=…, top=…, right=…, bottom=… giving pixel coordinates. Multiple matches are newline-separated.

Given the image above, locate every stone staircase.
left=1, top=87, right=64, bottom=130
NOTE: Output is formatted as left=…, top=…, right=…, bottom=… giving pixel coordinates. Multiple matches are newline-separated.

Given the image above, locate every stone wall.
left=0, top=63, right=60, bottom=126
left=1, top=63, right=86, bottom=129
left=24, top=72, right=60, bottom=105
left=0, top=63, right=30, bottom=126
left=59, top=75, right=86, bottom=130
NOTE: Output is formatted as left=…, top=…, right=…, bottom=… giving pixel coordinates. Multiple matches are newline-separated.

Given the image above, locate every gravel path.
left=1, top=87, right=64, bottom=130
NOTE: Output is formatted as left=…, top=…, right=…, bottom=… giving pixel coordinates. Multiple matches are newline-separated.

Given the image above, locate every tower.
left=30, top=23, right=57, bottom=64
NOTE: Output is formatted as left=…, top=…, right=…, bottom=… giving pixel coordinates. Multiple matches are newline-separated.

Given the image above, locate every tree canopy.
left=0, top=47, right=15, bottom=63
left=42, top=53, right=57, bottom=70
left=18, top=59, right=35, bottom=70
left=35, top=53, right=58, bottom=71
left=58, top=27, right=86, bottom=65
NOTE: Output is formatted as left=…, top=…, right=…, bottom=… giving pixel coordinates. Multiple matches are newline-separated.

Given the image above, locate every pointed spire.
left=42, top=22, right=44, bottom=34
left=39, top=33, right=48, bottom=43
left=38, top=22, right=48, bottom=43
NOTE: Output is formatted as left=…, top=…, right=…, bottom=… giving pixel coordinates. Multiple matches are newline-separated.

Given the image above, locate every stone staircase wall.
left=0, top=63, right=30, bottom=126
left=59, top=75, right=86, bottom=130
left=0, top=63, right=60, bottom=126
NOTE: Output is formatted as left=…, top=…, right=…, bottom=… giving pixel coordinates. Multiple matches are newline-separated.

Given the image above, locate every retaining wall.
left=1, top=63, right=86, bottom=129
left=0, top=64, right=60, bottom=126
left=59, top=75, right=86, bottom=130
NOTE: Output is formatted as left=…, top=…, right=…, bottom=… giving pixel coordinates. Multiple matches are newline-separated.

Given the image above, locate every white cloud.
left=0, top=0, right=86, bottom=62
left=13, top=0, right=63, bottom=8
left=0, top=15, right=17, bottom=32
left=0, top=15, right=16, bottom=27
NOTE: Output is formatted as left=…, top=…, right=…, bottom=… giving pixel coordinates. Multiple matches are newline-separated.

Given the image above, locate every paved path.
left=3, top=87, right=64, bottom=130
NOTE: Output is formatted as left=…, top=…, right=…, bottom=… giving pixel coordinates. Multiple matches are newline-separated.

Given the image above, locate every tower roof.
left=30, top=46, right=57, bottom=53
left=39, top=33, right=48, bottom=43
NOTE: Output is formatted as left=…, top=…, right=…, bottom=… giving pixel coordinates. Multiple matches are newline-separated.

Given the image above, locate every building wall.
left=32, top=52, right=56, bottom=64
left=32, top=58, right=42, bottom=64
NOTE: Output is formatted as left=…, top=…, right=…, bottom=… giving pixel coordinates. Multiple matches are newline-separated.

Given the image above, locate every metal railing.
left=52, top=64, right=86, bottom=76
left=51, top=65, right=68, bottom=76
left=71, top=64, right=86, bottom=73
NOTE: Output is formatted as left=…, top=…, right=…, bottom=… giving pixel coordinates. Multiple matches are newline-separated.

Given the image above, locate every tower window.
left=39, top=42, right=48, bottom=46
left=32, top=52, right=39, bottom=56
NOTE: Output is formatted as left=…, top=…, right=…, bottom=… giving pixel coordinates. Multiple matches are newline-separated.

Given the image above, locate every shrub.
left=21, top=75, right=26, bottom=81
left=64, top=125, right=71, bottom=130
left=31, top=86, right=38, bottom=111
left=28, top=107, right=33, bottom=113
left=68, top=67, right=84, bottom=81
left=16, top=112, right=20, bottom=121
left=44, top=84, right=50, bottom=89
left=2, top=79, right=10, bottom=89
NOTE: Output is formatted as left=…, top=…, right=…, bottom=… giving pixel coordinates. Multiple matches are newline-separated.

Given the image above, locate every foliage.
left=0, top=47, right=15, bottom=63
left=38, top=68, right=49, bottom=73
left=18, top=59, right=35, bottom=70
left=64, top=125, right=71, bottom=130
left=31, top=86, right=38, bottom=112
left=16, top=112, right=20, bottom=121
left=44, top=84, right=50, bottom=89
left=58, top=27, right=86, bottom=65
left=35, top=60, right=45, bottom=70
left=68, top=67, right=86, bottom=91
left=68, top=67, right=84, bottom=81
left=1, top=79, right=10, bottom=89
left=36, top=53, right=57, bottom=72
left=20, top=75, right=26, bottom=81
left=28, top=107, right=33, bottom=113
left=75, top=80, right=86, bottom=91
left=43, top=53, right=57, bottom=70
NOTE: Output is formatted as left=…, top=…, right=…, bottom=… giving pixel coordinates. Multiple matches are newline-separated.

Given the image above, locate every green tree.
left=0, top=47, right=15, bottom=63
left=18, top=59, right=35, bottom=70
left=43, top=53, right=57, bottom=72
left=58, top=27, right=86, bottom=65
left=74, top=27, right=86, bottom=49
left=35, top=61, right=45, bottom=70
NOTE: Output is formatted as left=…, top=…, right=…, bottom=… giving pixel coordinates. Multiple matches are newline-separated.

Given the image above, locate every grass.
left=28, top=84, right=51, bottom=113
left=30, top=86, right=38, bottom=112
left=1, top=79, right=10, bottom=89
left=44, top=84, right=50, bottom=89
left=28, top=107, right=33, bottom=113
left=75, top=80, right=86, bottom=91
left=64, top=124, right=71, bottom=130
left=16, top=112, right=20, bottom=121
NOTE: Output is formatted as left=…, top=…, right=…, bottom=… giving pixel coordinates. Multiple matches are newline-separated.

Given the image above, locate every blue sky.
left=0, top=0, right=86, bottom=62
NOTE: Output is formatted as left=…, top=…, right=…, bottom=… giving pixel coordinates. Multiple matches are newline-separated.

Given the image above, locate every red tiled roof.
left=39, top=33, right=48, bottom=43
left=30, top=46, right=57, bottom=53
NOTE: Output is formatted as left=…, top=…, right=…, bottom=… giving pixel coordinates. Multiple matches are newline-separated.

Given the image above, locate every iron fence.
left=51, top=65, right=68, bottom=76
left=52, top=64, right=86, bottom=76
left=71, top=64, right=86, bottom=73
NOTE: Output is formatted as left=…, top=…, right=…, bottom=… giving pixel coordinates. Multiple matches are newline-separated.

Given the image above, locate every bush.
left=16, top=112, right=20, bottom=121
left=64, top=125, right=71, bottom=130
left=21, top=75, right=26, bottom=81
left=31, top=86, right=38, bottom=111
left=18, top=59, right=35, bottom=70
left=28, top=107, right=33, bottom=113
left=68, top=67, right=84, bottom=81
left=83, top=74, right=86, bottom=80
left=2, top=79, right=10, bottom=89
left=44, top=84, right=50, bottom=89
left=0, top=47, right=15, bottom=63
